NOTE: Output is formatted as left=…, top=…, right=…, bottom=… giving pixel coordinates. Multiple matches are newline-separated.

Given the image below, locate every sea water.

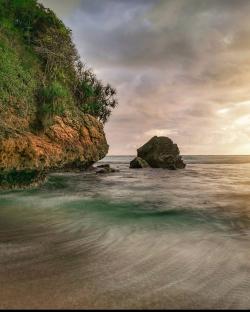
left=1, top=155, right=250, bottom=308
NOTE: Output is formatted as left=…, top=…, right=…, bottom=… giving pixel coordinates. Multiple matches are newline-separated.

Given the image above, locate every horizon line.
left=105, top=154, right=250, bottom=157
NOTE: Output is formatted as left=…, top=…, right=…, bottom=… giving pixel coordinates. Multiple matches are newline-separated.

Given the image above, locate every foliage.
left=34, top=25, right=78, bottom=83
left=42, top=81, right=67, bottom=102
left=0, top=0, right=118, bottom=125
left=75, top=66, right=118, bottom=123
left=0, top=40, right=37, bottom=116
left=38, top=81, right=67, bottom=127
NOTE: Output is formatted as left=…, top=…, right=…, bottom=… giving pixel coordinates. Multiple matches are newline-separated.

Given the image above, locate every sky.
left=41, top=0, right=250, bottom=155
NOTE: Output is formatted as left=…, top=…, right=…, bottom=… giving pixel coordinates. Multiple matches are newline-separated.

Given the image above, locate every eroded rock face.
left=0, top=114, right=108, bottom=187
left=130, top=136, right=185, bottom=170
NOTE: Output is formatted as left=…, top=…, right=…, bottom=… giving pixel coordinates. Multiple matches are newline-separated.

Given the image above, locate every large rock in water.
left=130, top=136, right=185, bottom=170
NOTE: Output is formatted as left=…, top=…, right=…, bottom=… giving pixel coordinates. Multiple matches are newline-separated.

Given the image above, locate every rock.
left=175, top=156, right=186, bottom=169
left=0, top=169, right=47, bottom=190
left=131, top=136, right=185, bottom=170
left=97, top=164, right=110, bottom=169
left=0, top=114, right=109, bottom=187
left=86, top=165, right=96, bottom=172
left=96, top=164, right=119, bottom=174
left=130, top=157, right=149, bottom=168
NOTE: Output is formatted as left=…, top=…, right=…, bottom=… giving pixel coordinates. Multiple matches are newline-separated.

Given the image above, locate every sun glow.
left=234, top=114, right=250, bottom=126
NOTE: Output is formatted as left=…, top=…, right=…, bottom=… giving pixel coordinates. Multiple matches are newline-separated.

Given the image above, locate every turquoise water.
left=1, top=156, right=250, bottom=308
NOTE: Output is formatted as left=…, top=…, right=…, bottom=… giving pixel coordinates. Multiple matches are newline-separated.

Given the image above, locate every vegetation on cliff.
left=0, top=0, right=113, bottom=187
left=0, top=0, right=117, bottom=128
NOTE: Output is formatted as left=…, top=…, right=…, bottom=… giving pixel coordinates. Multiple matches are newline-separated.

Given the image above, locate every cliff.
left=0, top=0, right=114, bottom=188
left=0, top=115, right=108, bottom=172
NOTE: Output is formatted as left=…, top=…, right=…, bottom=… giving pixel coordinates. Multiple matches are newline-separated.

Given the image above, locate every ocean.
left=1, top=155, right=250, bottom=308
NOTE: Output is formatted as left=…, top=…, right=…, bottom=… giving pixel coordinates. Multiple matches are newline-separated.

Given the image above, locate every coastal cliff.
left=0, top=114, right=108, bottom=172
left=0, top=0, right=116, bottom=187
left=0, top=114, right=108, bottom=188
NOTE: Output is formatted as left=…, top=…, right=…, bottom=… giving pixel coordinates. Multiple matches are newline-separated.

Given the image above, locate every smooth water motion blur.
left=1, top=156, right=250, bottom=309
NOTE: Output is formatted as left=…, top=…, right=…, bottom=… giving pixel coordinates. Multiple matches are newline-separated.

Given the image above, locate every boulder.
left=97, top=164, right=111, bottom=169
left=96, top=164, right=119, bottom=174
left=130, top=136, right=185, bottom=170
left=130, top=157, right=149, bottom=168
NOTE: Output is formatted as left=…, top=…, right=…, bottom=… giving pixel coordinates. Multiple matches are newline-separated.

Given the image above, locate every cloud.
left=40, top=0, right=250, bottom=154
left=40, top=0, right=82, bottom=18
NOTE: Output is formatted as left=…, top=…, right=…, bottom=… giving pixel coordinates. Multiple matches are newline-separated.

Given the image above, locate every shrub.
left=42, top=81, right=67, bottom=104
left=39, top=81, right=67, bottom=127
left=75, top=66, right=118, bottom=123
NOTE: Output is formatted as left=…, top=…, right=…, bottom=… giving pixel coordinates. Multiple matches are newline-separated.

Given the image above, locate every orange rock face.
left=0, top=114, right=108, bottom=172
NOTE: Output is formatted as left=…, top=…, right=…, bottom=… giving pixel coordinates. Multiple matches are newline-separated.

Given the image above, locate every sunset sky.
left=41, top=0, right=250, bottom=155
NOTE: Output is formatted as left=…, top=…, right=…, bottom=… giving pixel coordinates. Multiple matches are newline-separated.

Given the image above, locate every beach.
left=1, top=155, right=250, bottom=308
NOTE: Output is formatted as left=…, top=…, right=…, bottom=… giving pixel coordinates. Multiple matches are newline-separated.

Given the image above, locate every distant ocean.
left=1, top=155, right=250, bottom=308
left=101, top=154, right=250, bottom=164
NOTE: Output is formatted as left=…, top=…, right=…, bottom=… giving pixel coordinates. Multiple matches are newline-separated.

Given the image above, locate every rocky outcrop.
left=130, top=157, right=149, bottom=168
left=0, top=114, right=108, bottom=188
left=130, top=136, right=185, bottom=170
left=0, top=2, right=114, bottom=189
left=96, top=164, right=119, bottom=174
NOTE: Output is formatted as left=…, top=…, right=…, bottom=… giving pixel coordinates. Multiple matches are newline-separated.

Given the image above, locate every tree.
left=75, top=66, right=118, bottom=123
